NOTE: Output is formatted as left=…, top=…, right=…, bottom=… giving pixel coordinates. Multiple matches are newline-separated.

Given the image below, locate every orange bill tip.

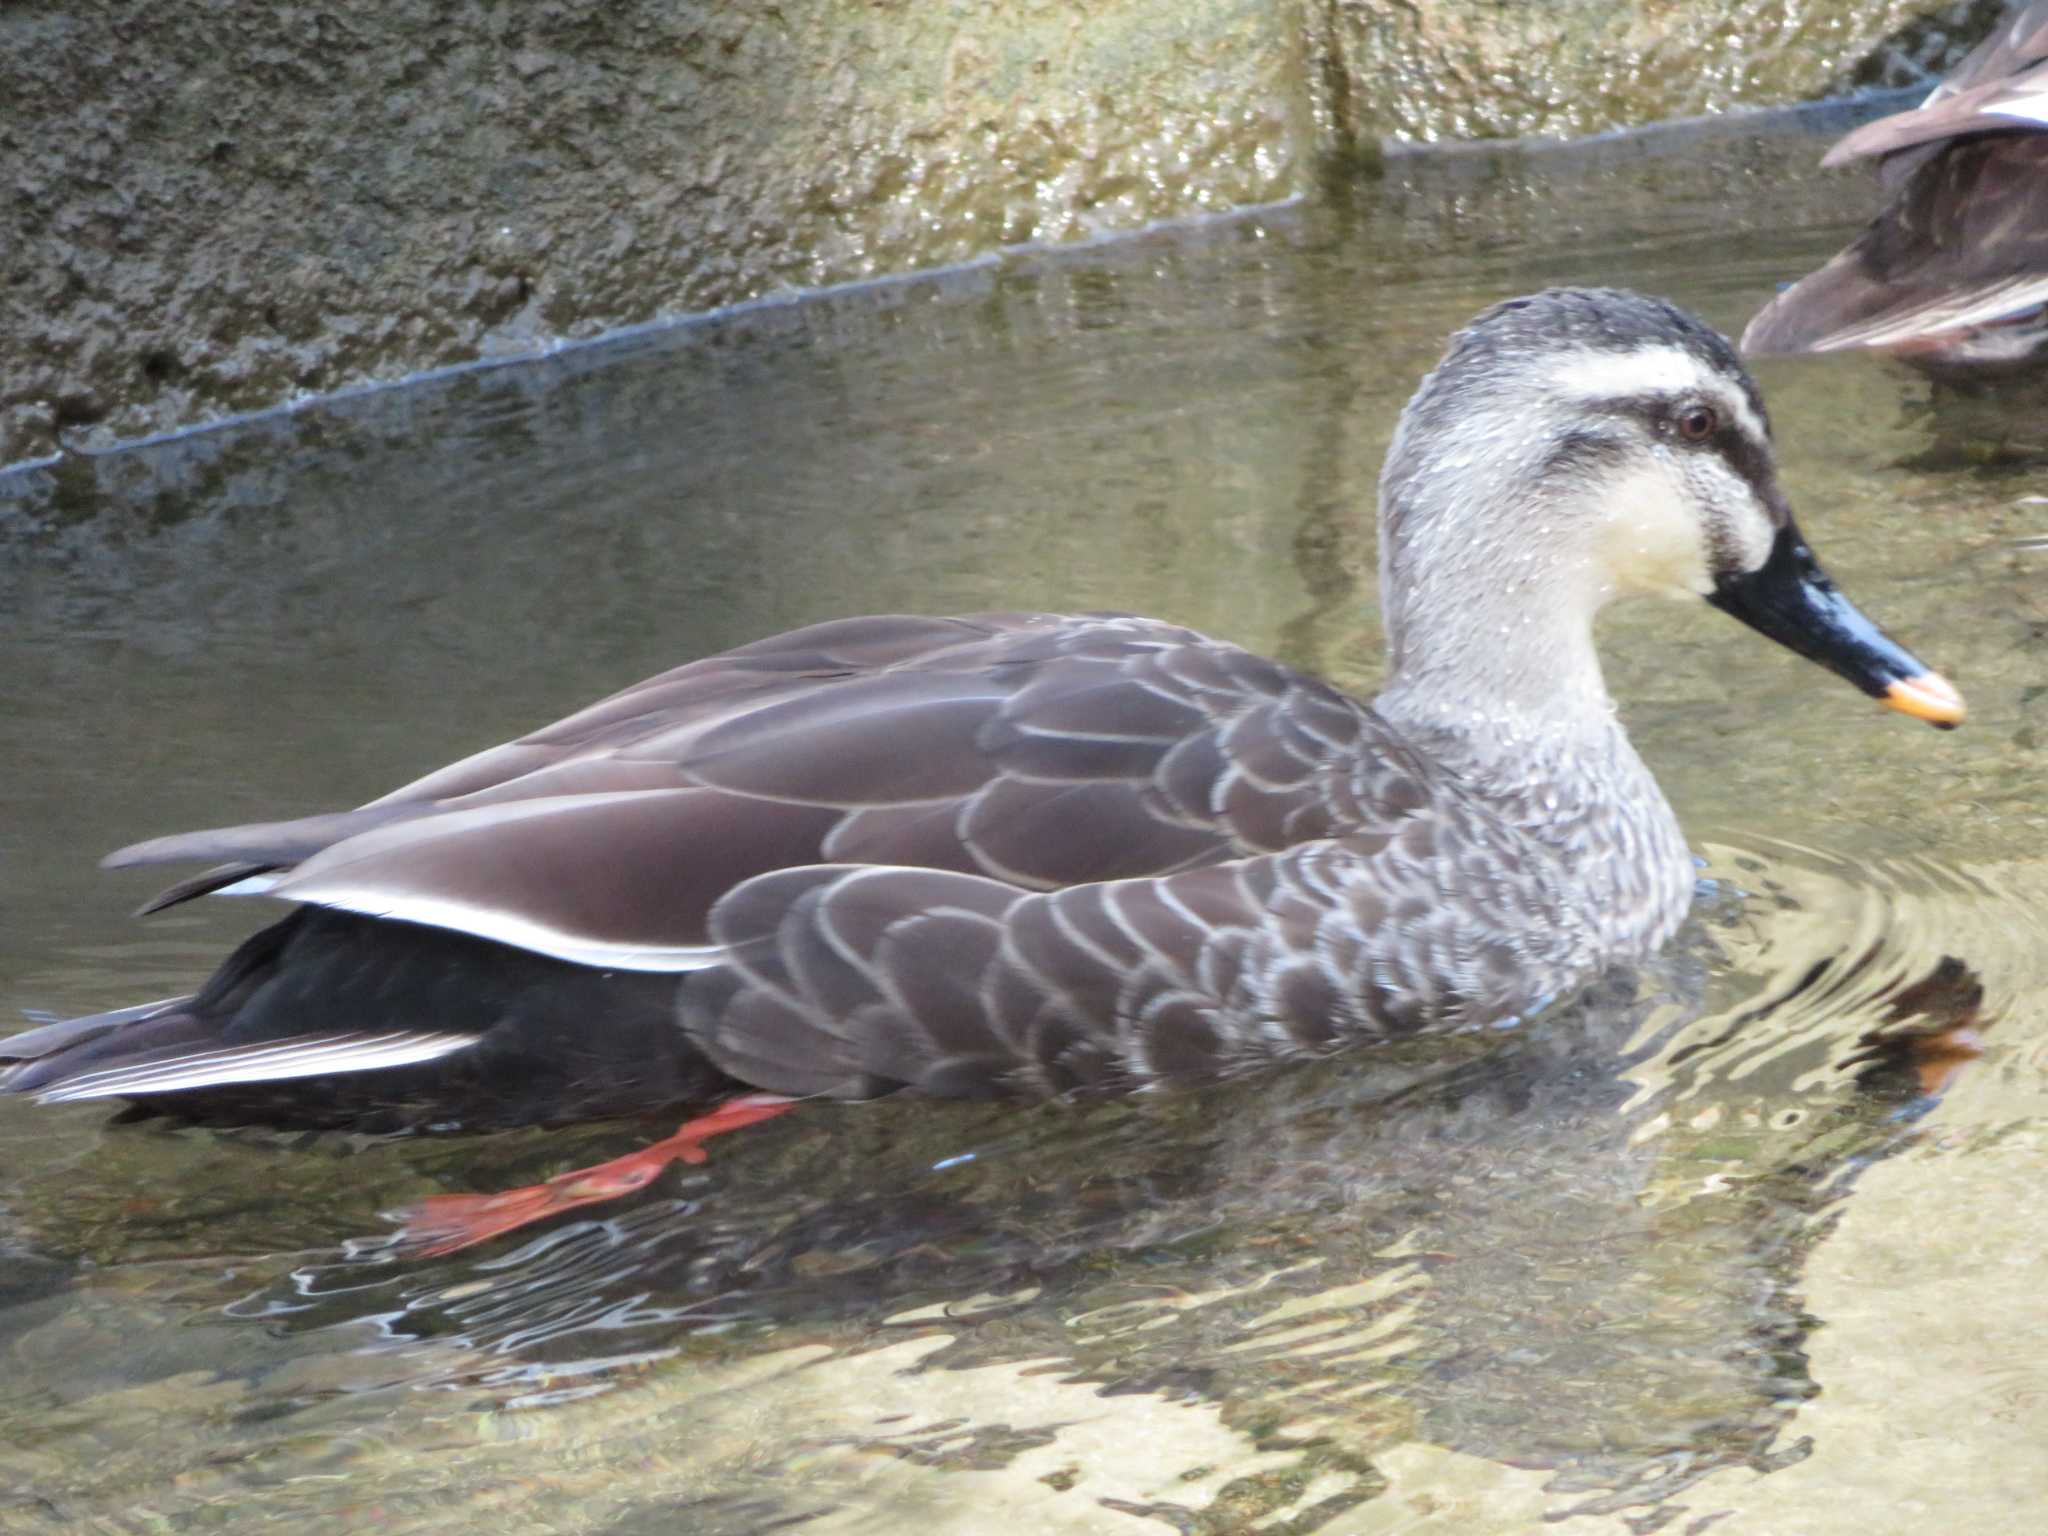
left=1883, top=672, right=1966, bottom=728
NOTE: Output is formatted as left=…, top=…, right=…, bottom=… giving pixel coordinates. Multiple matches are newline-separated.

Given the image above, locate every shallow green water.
left=2, top=110, right=2047, bottom=1534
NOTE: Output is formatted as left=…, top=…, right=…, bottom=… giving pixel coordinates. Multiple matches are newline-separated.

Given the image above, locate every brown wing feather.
left=104, top=614, right=1435, bottom=972
left=270, top=790, right=844, bottom=960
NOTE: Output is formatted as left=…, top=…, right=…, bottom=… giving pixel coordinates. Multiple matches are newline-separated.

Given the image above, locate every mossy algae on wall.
left=0, top=0, right=1310, bottom=468
left=0, top=0, right=2006, bottom=469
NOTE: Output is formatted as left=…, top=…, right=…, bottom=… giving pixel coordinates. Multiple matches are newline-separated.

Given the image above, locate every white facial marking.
left=1548, top=344, right=1768, bottom=446
left=1539, top=343, right=1780, bottom=600
left=1590, top=461, right=1715, bottom=599
left=1587, top=450, right=1779, bottom=600
left=1549, top=344, right=1711, bottom=400
left=1690, top=453, right=1777, bottom=574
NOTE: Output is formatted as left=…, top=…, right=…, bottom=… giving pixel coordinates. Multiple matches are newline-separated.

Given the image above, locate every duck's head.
left=1378, top=287, right=1963, bottom=728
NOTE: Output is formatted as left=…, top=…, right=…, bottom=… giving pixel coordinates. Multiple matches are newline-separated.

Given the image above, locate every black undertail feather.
left=1, top=908, right=738, bottom=1133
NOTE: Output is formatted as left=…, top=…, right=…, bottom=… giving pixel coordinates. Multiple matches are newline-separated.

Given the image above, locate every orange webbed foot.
left=384, top=1094, right=797, bottom=1258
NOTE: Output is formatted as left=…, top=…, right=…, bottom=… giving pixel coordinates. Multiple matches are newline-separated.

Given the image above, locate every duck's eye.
left=1675, top=403, right=1719, bottom=443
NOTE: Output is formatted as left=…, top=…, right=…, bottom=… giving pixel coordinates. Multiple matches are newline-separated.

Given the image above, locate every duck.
left=1742, top=0, right=2048, bottom=372
left=0, top=288, right=1965, bottom=1256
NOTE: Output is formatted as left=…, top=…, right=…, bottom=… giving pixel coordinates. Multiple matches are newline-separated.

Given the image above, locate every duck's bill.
left=1708, top=523, right=1965, bottom=729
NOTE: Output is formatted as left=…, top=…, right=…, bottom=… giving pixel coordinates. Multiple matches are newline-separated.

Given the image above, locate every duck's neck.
left=1365, top=384, right=1699, bottom=957
left=1373, top=633, right=1648, bottom=837
left=1373, top=550, right=1621, bottom=768
left=1371, top=590, right=1695, bottom=956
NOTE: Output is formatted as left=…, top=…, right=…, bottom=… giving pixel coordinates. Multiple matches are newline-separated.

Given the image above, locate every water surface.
left=3, top=110, right=2047, bottom=1534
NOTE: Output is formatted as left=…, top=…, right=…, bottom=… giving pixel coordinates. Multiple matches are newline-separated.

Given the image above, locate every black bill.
left=1708, top=523, right=1965, bottom=728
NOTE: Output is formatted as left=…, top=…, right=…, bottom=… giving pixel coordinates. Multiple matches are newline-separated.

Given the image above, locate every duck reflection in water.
left=229, top=895, right=1992, bottom=1528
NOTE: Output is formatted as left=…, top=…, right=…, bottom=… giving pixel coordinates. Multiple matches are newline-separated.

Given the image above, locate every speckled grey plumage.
left=652, top=612, right=1695, bottom=1099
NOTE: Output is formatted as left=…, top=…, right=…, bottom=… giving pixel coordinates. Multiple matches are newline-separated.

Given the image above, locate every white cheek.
left=1716, top=480, right=1777, bottom=572
left=1591, top=461, right=1714, bottom=599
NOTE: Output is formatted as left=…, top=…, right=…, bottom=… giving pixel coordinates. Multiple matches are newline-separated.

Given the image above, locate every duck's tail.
left=0, top=992, right=474, bottom=1106
left=0, top=998, right=202, bottom=1091
left=0, top=908, right=730, bottom=1131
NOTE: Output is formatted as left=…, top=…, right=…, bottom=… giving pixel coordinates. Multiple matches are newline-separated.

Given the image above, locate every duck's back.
left=100, top=614, right=1431, bottom=962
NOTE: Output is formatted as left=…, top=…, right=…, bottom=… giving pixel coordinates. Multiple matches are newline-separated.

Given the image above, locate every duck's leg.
left=392, top=1094, right=796, bottom=1257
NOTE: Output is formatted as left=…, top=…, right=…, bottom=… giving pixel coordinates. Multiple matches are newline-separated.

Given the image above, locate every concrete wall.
left=1313, top=0, right=2007, bottom=144
left=0, top=0, right=2007, bottom=470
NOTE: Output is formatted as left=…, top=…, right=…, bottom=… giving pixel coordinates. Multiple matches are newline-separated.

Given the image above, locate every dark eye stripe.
left=1606, top=391, right=1773, bottom=491
left=1709, top=415, right=1774, bottom=491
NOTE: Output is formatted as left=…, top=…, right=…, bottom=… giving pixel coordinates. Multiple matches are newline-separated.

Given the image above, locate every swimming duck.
left=1742, top=0, right=2048, bottom=371
left=0, top=289, right=1963, bottom=1255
